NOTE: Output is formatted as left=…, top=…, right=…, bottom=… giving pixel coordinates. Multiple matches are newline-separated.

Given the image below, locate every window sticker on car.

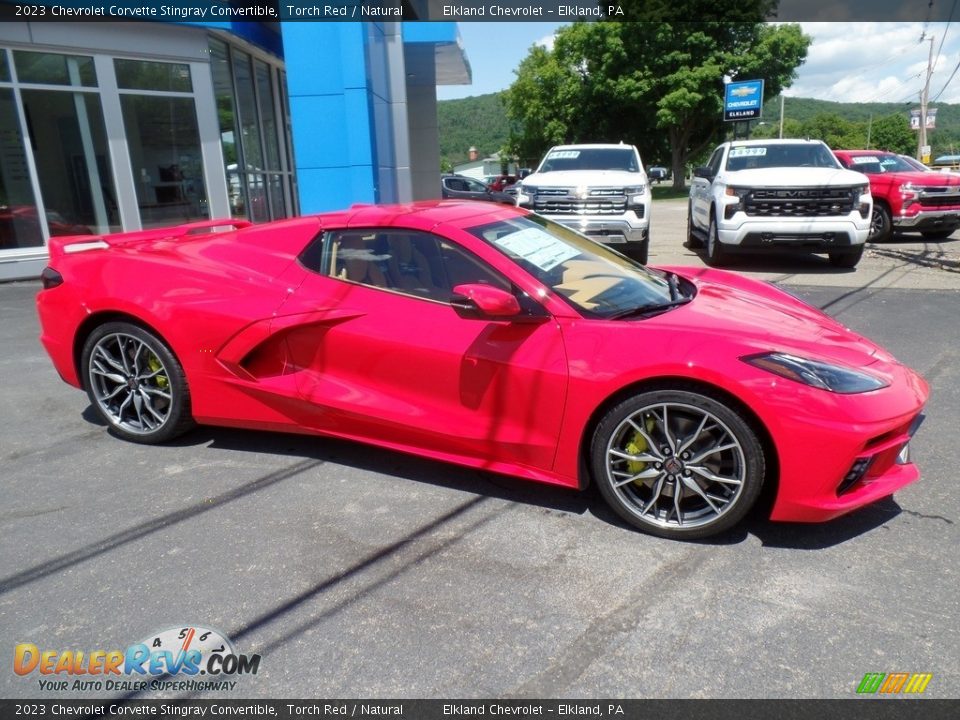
left=728, top=147, right=768, bottom=158
left=851, top=156, right=881, bottom=164
left=547, top=150, right=581, bottom=160
left=492, top=227, right=580, bottom=272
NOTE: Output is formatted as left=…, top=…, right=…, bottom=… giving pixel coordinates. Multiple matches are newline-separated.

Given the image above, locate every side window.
left=299, top=229, right=510, bottom=303
left=465, top=178, right=488, bottom=193
left=709, top=147, right=724, bottom=175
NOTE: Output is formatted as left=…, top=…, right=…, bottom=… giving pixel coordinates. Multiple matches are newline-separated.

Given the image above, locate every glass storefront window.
left=232, top=50, right=264, bottom=172
left=14, top=51, right=97, bottom=87
left=0, top=89, right=43, bottom=249
left=120, top=95, right=207, bottom=229
left=255, top=60, right=280, bottom=171
left=115, top=59, right=192, bottom=93
left=20, top=89, right=119, bottom=236
left=0, top=51, right=10, bottom=82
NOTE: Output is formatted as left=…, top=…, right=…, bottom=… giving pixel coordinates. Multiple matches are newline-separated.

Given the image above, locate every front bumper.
left=548, top=213, right=649, bottom=246
left=717, top=216, right=870, bottom=249
left=893, top=208, right=960, bottom=230
left=759, top=361, right=929, bottom=523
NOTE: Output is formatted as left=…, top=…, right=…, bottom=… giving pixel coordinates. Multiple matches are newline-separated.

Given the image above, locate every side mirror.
left=451, top=283, right=522, bottom=319
left=693, top=166, right=714, bottom=180
left=519, top=168, right=531, bottom=179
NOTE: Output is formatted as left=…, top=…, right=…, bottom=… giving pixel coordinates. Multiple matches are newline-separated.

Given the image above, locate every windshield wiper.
left=607, top=296, right=692, bottom=320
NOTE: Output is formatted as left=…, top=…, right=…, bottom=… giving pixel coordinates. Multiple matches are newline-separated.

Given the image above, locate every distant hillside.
left=438, top=92, right=960, bottom=165
left=437, top=93, right=510, bottom=170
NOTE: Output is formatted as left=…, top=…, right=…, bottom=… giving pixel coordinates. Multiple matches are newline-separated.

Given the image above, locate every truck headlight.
left=854, top=184, right=871, bottom=218
left=724, top=186, right=748, bottom=219
left=624, top=186, right=646, bottom=206
left=742, top=352, right=888, bottom=394
left=899, top=182, right=919, bottom=211
left=517, top=185, right=537, bottom=208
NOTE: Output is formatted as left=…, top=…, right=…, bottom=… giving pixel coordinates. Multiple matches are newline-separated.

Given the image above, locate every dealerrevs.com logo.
left=14, top=625, right=260, bottom=692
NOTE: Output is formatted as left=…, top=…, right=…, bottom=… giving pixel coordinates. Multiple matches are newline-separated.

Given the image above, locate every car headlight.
left=723, top=186, right=748, bottom=219
left=624, top=185, right=646, bottom=206
left=742, top=352, right=889, bottom=393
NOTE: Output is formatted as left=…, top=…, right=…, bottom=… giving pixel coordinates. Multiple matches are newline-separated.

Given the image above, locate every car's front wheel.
left=590, top=388, right=765, bottom=540
left=870, top=203, right=893, bottom=242
left=829, top=245, right=864, bottom=269
left=81, top=321, right=194, bottom=444
left=624, top=238, right=650, bottom=265
left=705, top=213, right=727, bottom=266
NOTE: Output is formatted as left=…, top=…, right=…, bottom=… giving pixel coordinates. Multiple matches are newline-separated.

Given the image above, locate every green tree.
left=503, top=12, right=811, bottom=188
left=868, top=114, right=915, bottom=154
left=798, top=113, right=867, bottom=149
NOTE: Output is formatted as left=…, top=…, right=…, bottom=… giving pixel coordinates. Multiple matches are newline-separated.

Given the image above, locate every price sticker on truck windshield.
left=546, top=150, right=580, bottom=160
left=728, top=147, right=767, bottom=158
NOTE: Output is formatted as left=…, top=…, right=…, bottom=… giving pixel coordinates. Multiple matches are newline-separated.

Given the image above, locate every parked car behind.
left=834, top=149, right=960, bottom=241
left=441, top=174, right=514, bottom=205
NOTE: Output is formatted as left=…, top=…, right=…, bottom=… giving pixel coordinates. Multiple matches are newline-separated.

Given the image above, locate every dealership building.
left=0, top=18, right=470, bottom=279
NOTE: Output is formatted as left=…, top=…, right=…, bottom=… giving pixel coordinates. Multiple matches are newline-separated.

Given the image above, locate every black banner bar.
left=0, top=0, right=955, bottom=23
left=1, top=699, right=959, bottom=720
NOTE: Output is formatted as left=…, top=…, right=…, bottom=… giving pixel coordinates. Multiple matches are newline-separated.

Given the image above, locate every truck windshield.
left=538, top=148, right=640, bottom=173
left=725, top=143, right=840, bottom=171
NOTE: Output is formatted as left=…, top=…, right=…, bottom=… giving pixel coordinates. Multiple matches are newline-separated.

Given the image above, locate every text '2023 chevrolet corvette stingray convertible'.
left=37, top=202, right=928, bottom=539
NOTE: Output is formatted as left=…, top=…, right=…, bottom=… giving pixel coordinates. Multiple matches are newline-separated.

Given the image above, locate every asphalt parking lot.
left=1, top=202, right=958, bottom=700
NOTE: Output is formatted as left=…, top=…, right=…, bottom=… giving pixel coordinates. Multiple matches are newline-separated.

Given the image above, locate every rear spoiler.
left=47, top=219, right=252, bottom=260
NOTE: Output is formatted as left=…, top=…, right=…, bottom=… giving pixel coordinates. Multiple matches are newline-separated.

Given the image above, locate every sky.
left=436, top=22, right=960, bottom=108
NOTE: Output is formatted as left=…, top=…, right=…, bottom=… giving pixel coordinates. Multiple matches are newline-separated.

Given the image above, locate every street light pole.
left=779, top=94, right=784, bottom=138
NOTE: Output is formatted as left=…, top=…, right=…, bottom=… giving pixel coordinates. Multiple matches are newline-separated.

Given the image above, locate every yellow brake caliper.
left=625, top=417, right=656, bottom=485
left=147, top=355, right=168, bottom=390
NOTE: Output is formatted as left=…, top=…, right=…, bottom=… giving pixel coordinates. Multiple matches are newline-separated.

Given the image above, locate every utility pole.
left=919, top=35, right=935, bottom=161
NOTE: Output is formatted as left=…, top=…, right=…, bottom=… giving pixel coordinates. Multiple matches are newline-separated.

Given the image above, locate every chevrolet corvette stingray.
left=36, top=202, right=928, bottom=539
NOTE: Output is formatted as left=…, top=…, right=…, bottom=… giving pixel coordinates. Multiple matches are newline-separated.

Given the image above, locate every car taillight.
left=40, top=266, right=63, bottom=290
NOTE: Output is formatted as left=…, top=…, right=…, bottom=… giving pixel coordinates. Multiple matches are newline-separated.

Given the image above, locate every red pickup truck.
left=834, top=150, right=960, bottom=241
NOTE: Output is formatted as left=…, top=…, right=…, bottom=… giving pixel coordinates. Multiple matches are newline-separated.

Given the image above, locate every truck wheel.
left=870, top=204, right=893, bottom=243
left=829, top=246, right=864, bottom=269
left=624, top=238, right=649, bottom=265
left=706, top=214, right=726, bottom=266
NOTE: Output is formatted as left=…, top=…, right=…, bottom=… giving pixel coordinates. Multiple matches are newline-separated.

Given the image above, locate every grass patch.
left=651, top=184, right=691, bottom=201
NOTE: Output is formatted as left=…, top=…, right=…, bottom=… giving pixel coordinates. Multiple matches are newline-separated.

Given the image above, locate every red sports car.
left=36, top=202, right=928, bottom=539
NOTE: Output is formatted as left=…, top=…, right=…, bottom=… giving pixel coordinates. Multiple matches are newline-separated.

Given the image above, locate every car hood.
left=723, top=167, right=868, bottom=187
left=524, top=170, right=646, bottom=187
left=654, top=267, right=891, bottom=368
left=867, top=170, right=960, bottom=186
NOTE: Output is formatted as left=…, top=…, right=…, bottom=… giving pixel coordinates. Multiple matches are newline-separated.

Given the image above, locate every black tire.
left=829, top=245, right=864, bottom=269
left=590, top=388, right=765, bottom=540
left=81, top=321, right=194, bottom=444
left=921, top=229, right=954, bottom=240
left=870, top=203, right=893, bottom=243
left=624, top=238, right=649, bottom=265
left=685, top=204, right=704, bottom=248
left=705, top=213, right=727, bottom=266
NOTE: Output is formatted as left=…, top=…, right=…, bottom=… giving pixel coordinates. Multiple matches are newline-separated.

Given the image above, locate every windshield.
left=466, top=215, right=676, bottom=319
left=845, top=153, right=921, bottom=174
left=538, top=148, right=640, bottom=173
left=725, top=143, right=839, bottom=171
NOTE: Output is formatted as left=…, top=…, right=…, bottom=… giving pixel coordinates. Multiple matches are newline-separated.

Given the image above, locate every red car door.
left=280, top=228, right=569, bottom=475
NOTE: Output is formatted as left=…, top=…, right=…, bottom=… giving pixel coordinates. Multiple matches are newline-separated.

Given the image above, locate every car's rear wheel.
left=591, top=388, right=765, bottom=540
left=870, top=203, right=893, bottom=242
left=81, top=322, right=194, bottom=444
left=829, top=245, right=864, bottom=269
left=705, top=213, right=726, bottom=266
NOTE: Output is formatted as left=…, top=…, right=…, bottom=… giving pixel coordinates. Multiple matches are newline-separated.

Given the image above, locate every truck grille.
left=917, top=186, right=960, bottom=208
left=743, top=187, right=858, bottom=217
left=532, top=187, right=636, bottom=216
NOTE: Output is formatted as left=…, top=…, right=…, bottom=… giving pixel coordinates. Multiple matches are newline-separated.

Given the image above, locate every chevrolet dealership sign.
left=724, top=80, right=764, bottom=122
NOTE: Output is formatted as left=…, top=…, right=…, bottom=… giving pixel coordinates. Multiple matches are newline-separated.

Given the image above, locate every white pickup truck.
left=515, top=143, right=652, bottom=263
left=688, top=139, right=872, bottom=268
